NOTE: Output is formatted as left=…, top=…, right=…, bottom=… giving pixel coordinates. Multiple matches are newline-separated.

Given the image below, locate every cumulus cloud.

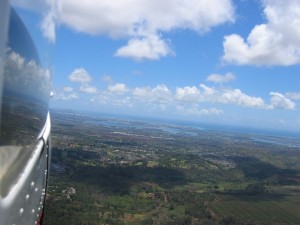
left=90, top=92, right=134, bottom=108
left=185, top=107, right=223, bottom=116
left=60, top=93, right=78, bottom=101
left=132, top=84, right=173, bottom=104
left=55, top=79, right=298, bottom=112
left=175, top=84, right=265, bottom=108
left=176, top=104, right=223, bottom=117
left=115, top=35, right=173, bottom=61
left=52, top=84, right=80, bottom=101
left=68, top=68, right=92, bottom=84
left=223, top=0, right=300, bottom=66
left=80, top=84, right=97, bottom=94
left=175, top=86, right=201, bottom=102
left=63, top=0, right=234, bottom=60
left=285, top=92, right=300, bottom=101
left=59, top=0, right=234, bottom=36
left=53, top=91, right=79, bottom=101
left=13, top=0, right=235, bottom=60
left=53, top=67, right=98, bottom=98
left=212, top=87, right=265, bottom=108
left=90, top=93, right=110, bottom=105
left=107, top=83, right=129, bottom=95
left=269, top=92, right=295, bottom=109
left=207, top=72, right=235, bottom=83
left=56, top=66, right=297, bottom=113
left=87, top=80, right=297, bottom=119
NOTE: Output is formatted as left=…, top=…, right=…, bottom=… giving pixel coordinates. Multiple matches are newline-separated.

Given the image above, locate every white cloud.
left=13, top=0, right=235, bottom=60
left=207, top=72, right=235, bottom=83
left=58, top=0, right=234, bottom=36
left=269, top=92, right=295, bottom=109
left=175, top=86, right=201, bottom=102
left=64, top=93, right=78, bottom=100
left=53, top=85, right=79, bottom=101
left=285, top=92, right=300, bottom=100
left=80, top=84, right=97, bottom=94
left=90, top=93, right=110, bottom=105
left=57, top=64, right=297, bottom=112
left=132, top=87, right=151, bottom=98
left=85, top=81, right=297, bottom=118
left=133, top=84, right=173, bottom=104
left=213, top=87, right=265, bottom=108
left=107, top=83, right=129, bottom=95
left=68, top=68, right=92, bottom=84
left=90, top=91, right=134, bottom=107
left=63, top=86, right=73, bottom=92
left=223, top=0, right=300, bottom=66
left=186, top=107, right=223, bottom=116
left=115, top=35, right=173, bottom=61
left=175, top=84, right=265, bottom=108
left=54, top=92, right=79, bottom=101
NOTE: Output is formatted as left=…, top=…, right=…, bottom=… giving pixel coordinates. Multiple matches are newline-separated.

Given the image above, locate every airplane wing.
left=0, top=3, right=52, bottom=225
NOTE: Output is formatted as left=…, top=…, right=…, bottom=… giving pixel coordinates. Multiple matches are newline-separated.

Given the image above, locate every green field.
left=209, top=193, right=300, bottom=225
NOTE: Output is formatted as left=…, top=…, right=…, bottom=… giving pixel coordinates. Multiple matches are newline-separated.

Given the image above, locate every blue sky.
left=12, top=0, right=300, bottom=132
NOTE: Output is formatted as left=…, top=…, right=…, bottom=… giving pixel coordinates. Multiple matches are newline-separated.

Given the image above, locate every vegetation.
left=43, top=110, right=300, bottom=225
